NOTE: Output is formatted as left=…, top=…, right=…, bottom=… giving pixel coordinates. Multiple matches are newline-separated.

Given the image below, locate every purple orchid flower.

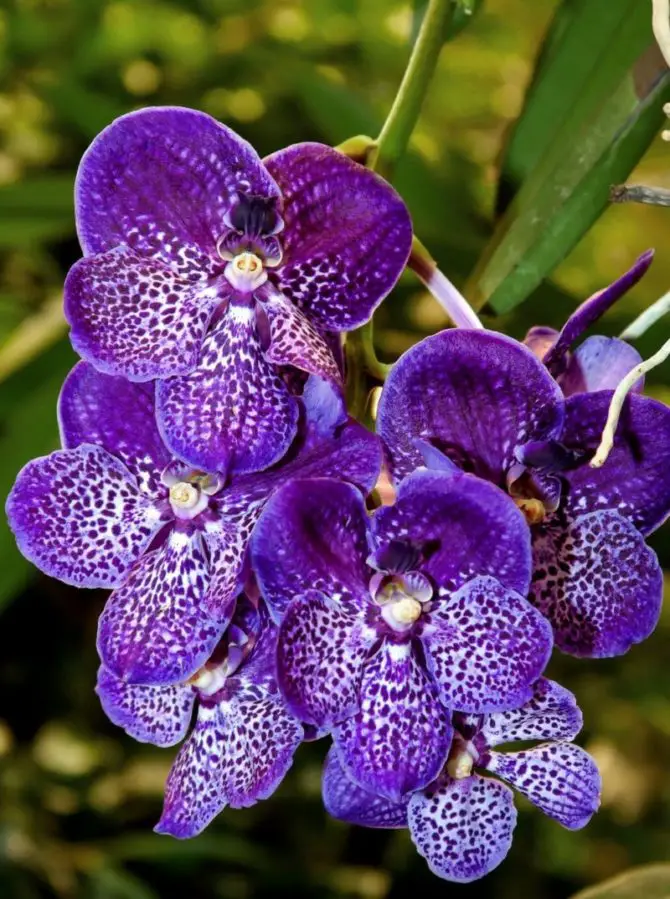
left=524, top=251, right=652, bottom=396
left=64, top=106, right=412, bottom=475
left=251, top=470, right=553, bottom=801
left=378, top=326, right=670, bottom=658
left=97, top=596, right=303, bottom=838
left=6, top=363, right=381, bottom=686
left=322, top=677, right=601, bottom=883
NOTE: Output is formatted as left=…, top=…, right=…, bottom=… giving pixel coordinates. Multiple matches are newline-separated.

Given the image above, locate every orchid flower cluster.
left=7, top=106, right=670, bottom=884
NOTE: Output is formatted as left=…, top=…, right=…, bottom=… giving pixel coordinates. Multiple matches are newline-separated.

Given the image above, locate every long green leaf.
left=572, top=864, right=670, bottom=899
left=0, top=339, right=76, bottom=612
left=467, top=2, right=670, bottom=313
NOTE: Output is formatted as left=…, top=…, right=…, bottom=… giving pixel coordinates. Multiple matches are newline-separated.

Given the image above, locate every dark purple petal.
left=560, top=391, right=670, bottom=535
left=559, top=336, right=643, bottom=397
left=58, top=361, right=170, bottom=497
left=64, top=247, right=222, bottom=381
left=200, top=516, right=252, bottom=622
left=300, top=375, right=347, bottom=440
left=378, top=329, right=564, bottom=485
left=97, top=529, right=226, bottom=685
left=461, top=678, right=583, bottom=747
left=322, top=746, right=409, bottom=828
left=6, top=445, right=162, bottom=588
left=333, top=641, right=452, bottom=801
left=277, top=591, right=374, bottom=728
left=156, top=306, right=299, bottom=474
left=76, top=106, right=277, bottom=272
left=543, top=250, right=653, bottom=377
left=486, top=743, right=601, bottom=829
left=252, top=478, right=371, bottom=621
left=530, top=511, right=662, bottom=657
left=156, top=695, right=302, bottom=837
left=372, top=469, right=531, bottom=596
left=261, top=288, right=343, bottom=388
left=265, top=142, right=412, bottom=331
left=96, top=665, right=195, bottom=747
left=422, top=575, right=553, bottom=714
left=407, top=776, right=517, bottom=883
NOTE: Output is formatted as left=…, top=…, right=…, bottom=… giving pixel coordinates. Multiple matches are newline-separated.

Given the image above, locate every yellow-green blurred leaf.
left=572, top=864, right=670, bottom=899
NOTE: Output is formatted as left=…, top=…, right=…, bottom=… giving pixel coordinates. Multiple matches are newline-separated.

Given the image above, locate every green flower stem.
left=371, top=0, right=452, bottom=180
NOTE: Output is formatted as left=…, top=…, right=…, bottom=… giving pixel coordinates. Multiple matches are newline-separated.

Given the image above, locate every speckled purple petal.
left=64, top=247, right=222, bottom=381
left=422, top=575, right=553, bottom=714
left=407, top=776, right=517, bottom=883
left=277, top=591, right=374, bottom=728
left=558, top=336, right=643, bottom=397
left=96, top=665, right=195, bottom=747
left=333, top=641, right=452, bottom=801
left=252, top=478, right=371, bottom=621
left=530, top=511, right=662, bottom=658
left=6, top=444, right=162, bottom=588
left=460, top=678, right=583, bottom=747
left=261, top=288, right=343, bottom=388
left=156, top=305, right=299, bottom=475
left=486, top=743, right=601, bottom=829
left=76, top=106, right=278, bottom=272
left=58, top=361, right=170, bottom=497
left=200, top=516, right=252, bottom=622
left=97, top=529, right=225, bottom=685
left=156, top=695, right=302, bottom=838
left=378, top=329, right=564, bottom=485
left=560, top=391, right=670, bottom=535
left=543, top=250, right=653, bottom=378
left=322, top=746, right=409, bottom=828
left=372, top=469, right=531, bottom=596
left=265, top=142, right=412, bottom=331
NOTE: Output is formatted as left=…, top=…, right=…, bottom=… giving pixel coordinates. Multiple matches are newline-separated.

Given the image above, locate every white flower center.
left=389, top=597, right=423, bottom=625
left=169, top=482, right=199, bottom=509
left=446, top=748, right=474, bottom=780
left=224, top=251, right=267, bottom=292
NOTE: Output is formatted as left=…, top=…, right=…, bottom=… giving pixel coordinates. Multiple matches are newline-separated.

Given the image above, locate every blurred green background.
left=1, top=0, right=670, bottom=897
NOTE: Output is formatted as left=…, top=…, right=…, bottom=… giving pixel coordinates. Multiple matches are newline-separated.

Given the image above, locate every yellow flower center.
left=515, top=496, right=546, bottom=525
left=169, top=481, right=200, bottom=510
left=389, top=596, right=423, bottom=625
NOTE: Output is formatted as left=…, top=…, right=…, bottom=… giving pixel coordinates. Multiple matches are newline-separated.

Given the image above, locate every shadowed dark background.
left=1, top=1, right=670, bottom=897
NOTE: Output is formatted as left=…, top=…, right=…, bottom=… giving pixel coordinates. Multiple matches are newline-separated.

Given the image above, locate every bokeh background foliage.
left=1, top=0, right=670, bottom=897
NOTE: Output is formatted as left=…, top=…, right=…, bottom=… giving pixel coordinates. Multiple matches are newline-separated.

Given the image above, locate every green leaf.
left=0, top=338, right=76, bottom=613
left=85, top=868, right=159, bottom=899
left=0, top=174, right=75, bottom=247
left=467, top=1, right=670, bottom=313
left=571, top=864, right=670, bottom=899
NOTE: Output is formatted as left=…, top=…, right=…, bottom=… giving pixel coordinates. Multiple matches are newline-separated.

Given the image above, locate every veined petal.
left=530, top=511, right=662, bottom=658
left=252, top=478, right=371, bottom=621
left=156, top=694, right=302, bottom=838
left=277, top=591, right=373, bottom=728
left=322, top=746, right=409, bottom=828
left=261, top=288, right=343, bottom=388
left=64, top=247, right=221, bottom=381
left=76, top=106, right=278, bottom=273
left=6, top=444, right=161, bottom=588
left=97, top=528, right=225, bottom=685
left=559, top=336, right=643, bottom=397
left=486, top=743, right=601, bottom=829
left=265, top=142, right=412, bottom=330
left=58, top=361, right=170, bottom=497
left=96, top=665, right=195, bottom=747
left=372, top=469, right=531, bottom=596
left=422, top=575, right=553, bottom=714
left=378, top=329, right=564, bottom=485
left=561, top=391, right=670, bottom=535
left=407, top=776, right=517, bottom=883
left=200, top=515, right=253, bottom=622
left=542, top=250, right=653, bottom=378
left=460, top=678, right=583, bottom=747
left=333, top=641, right=452, bottom=801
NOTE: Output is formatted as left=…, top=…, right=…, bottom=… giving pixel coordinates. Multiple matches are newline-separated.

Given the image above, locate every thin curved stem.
left=372, top=0, right=452, bottom=180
